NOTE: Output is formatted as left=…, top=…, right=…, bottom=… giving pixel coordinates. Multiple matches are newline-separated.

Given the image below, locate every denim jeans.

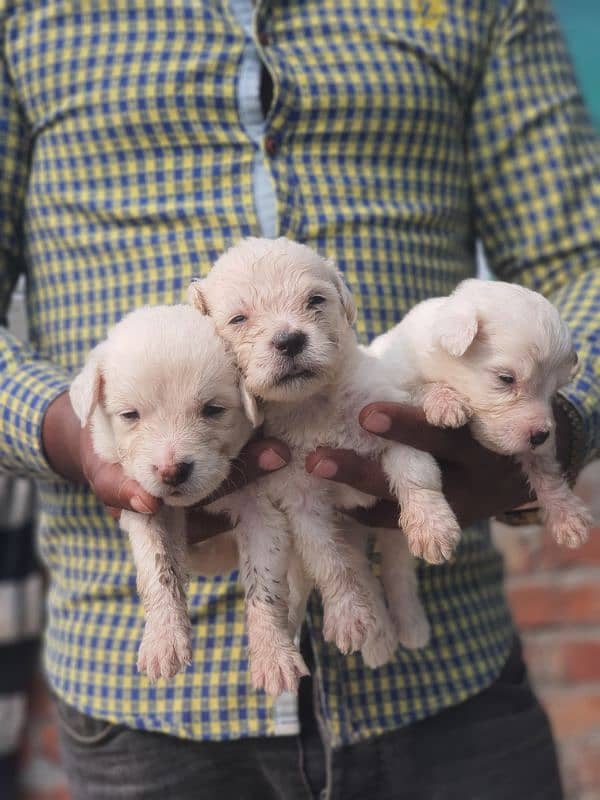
left=56, top=637, right=563, bottom=800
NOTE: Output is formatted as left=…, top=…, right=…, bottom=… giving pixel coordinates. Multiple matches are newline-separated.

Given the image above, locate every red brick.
left=21, top=789, right=71, bottom=800
left=573, top=461, right=600, bottom=522
left=40, top=721, right=62, bottom=765
left=560, top=735, right=600, bottom=796
left=542, top=688, right=600, bottom=738
left=491, top=522, right=540, bottom=575
left=523, top=634, right=600, bottom=683
left=27, top=674, right=53, bottom=717
left=537, top=529, right=600, bottom=569
left=18, top=736, right=32, bottom=768
left=508, top=578, right=600, bottom=629
left=563, top=641, right=600, bottom=683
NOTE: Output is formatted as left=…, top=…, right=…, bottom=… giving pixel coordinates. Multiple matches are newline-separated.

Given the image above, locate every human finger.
left=359, top=402, right=478, bottom=461
left=80, top=427, right=160, bottom=514
left=305, top=448, right=395, bottom=501
left=203, top=437, right=290, bottom=502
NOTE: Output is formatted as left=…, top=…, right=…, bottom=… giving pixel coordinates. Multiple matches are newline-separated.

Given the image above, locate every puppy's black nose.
left=272, top=330, right=307, bottom=357
left=159, top=461, right=194, bottom=487
left=530, top=430, right=550, bottom=448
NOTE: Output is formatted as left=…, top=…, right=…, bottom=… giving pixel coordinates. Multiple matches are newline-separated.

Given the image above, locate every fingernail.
left=311, top=459, right=338, bottom=479
left=131, top=496, right=154, bottom=514
left=362, top=411, right=391, bottom=434
left=258, top=449, right=287, bottom=471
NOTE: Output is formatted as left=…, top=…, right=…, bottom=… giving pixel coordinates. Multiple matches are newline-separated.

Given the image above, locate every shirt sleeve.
left=0, top=45, right=70, bottom=479
left=467, top=0, right=600, bottom=469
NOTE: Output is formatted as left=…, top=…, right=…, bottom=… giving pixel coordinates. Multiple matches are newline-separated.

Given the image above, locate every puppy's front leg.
left=290, top=506, right=380, bottom=655
left=286, top=546, right=313, bottom=640
left=421, top=383, right=472, bottom=429
left=376, top=530, right=431, bottom=650
left=230, top=492, right=309, bottom=695
left=122, top=508, right=192, bottom=681
left=344, top=519, right=399, bottom=668
left=518, top=449, right=591, bottom=548
left=381, top=444, right=461, bottom=564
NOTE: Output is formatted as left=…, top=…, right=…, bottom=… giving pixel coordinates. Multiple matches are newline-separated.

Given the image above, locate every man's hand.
left=42, top=391, right=290, bottom=540
left=42, top=391, right=161, bottom=515
left=305, top=401, right=570, bottom=529
left=185, top=439, right=290, bottom=543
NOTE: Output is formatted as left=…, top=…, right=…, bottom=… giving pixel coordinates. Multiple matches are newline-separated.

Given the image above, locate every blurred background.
left=493, top=5, right=600, bottom=795
left=4, top=2, right=600, bottom=798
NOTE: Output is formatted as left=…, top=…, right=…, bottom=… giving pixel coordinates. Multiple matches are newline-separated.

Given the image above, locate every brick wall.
left=17, top=464, right=600, bottom=798
left=493, top=460, right=600, bottom=800
left=18, top=675, right=69, bottom=800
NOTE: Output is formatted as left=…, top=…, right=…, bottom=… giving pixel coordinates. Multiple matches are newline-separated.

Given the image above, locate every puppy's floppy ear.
left=69, top=343, right=106, bottom=427
left=188, top=278, right=210, bottom=315
left=327, top=260, right=357, bottom=325
left=435, top=296, right=480, bottom=357
left=239, top=377, right=264, bottom=428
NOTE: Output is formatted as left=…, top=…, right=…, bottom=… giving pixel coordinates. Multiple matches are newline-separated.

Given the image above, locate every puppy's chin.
left=163, top=490, right=207, bottom=508
left=469, top=420, right=545, bottom=457
left=247, top=355, right=336, bottom=403
left=130, top=462, right=229, bottom=509
left=148, top=481, right=220, bottom=508
left=254, top=370, right=328, bottom=403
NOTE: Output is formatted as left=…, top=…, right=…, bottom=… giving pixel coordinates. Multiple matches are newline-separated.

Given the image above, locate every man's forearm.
left=41, top=391, right=85, bottom=483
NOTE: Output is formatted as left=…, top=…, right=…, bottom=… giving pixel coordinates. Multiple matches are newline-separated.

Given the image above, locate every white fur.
left=190, top=238, right=449, bottom=684
left=70, top=305, right=254, bottom=680
left=372, top=278, right=592, bottom=551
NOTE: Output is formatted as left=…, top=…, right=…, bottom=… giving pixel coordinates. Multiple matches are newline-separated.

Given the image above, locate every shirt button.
left=257, top=31, right=269, bottom=46
left=265, top=136, right=278, bottom=156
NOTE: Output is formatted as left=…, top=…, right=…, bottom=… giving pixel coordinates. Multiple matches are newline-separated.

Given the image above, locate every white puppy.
left=189, top=238, right=457, bottom=684
left=70, top=305, right=255, bottom=681
left=372, top=278, right=592, bottom=549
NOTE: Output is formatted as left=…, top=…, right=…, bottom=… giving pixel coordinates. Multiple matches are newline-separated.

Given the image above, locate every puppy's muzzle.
left=155, top=461, right=194, bottom=487
left=271, top=330, right=307, bottom=357
left=529, top=429, right=550, bottom=448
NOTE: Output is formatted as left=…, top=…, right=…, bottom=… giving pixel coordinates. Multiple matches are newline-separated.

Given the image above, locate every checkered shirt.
left=0, top=0, right=598, bottom=747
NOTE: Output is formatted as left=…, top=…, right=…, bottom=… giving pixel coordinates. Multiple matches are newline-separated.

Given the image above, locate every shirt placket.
left=229, top=0, right=279, bottom=239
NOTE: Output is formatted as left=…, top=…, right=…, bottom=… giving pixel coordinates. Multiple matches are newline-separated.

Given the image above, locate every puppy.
left=70, top=305, right=255, bottom=681
left=189, top=238, right=456, bottom=681
left=371, top=278, right=592, bottom=548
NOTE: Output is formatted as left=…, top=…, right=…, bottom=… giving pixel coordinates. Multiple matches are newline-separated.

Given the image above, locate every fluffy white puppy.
left=372, top=278, right=592, bottom=548
left=70, top=305, right=255, bottom=681
left=189, top=238, right=456, bottom=683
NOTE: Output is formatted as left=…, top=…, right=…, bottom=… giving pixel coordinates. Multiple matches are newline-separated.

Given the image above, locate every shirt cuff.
left=554, top=390, right=590, bottom=485
left=0, top=353, right=70, bottom=480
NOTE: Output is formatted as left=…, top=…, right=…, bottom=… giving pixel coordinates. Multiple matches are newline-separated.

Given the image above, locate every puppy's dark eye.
left=307, top=295, right=326, bottom=308
left=498, top=374, right=515, bottom=385
left=120, top=410, right=140, bottom=421
left=229, top=314, right=247, bottom=325
left=202, top=403, right=226, bottom=418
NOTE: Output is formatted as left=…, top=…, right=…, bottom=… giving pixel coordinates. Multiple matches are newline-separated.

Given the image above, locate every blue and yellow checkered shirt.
left=0, top=0, right=598, bottom=746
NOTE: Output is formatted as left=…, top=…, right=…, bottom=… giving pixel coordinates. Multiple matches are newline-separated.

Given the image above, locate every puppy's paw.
left=405, top=521, right=461, bottom=565
left=423, top=385, right=471, bottom=429
left=549, top=498, right=592, bottom=549
left=323, top=594, right=375, bottom=654
left=394, top=606, right=431, bottom=650
left=402, top=493, right=461, bottom=564
left=361, top=619, right=399, bottom=669
left=250, top=647, right=309, bottom=696
left=246, top=605, right=309, bottom=695
left=137, top=620, right=192, bottom=681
